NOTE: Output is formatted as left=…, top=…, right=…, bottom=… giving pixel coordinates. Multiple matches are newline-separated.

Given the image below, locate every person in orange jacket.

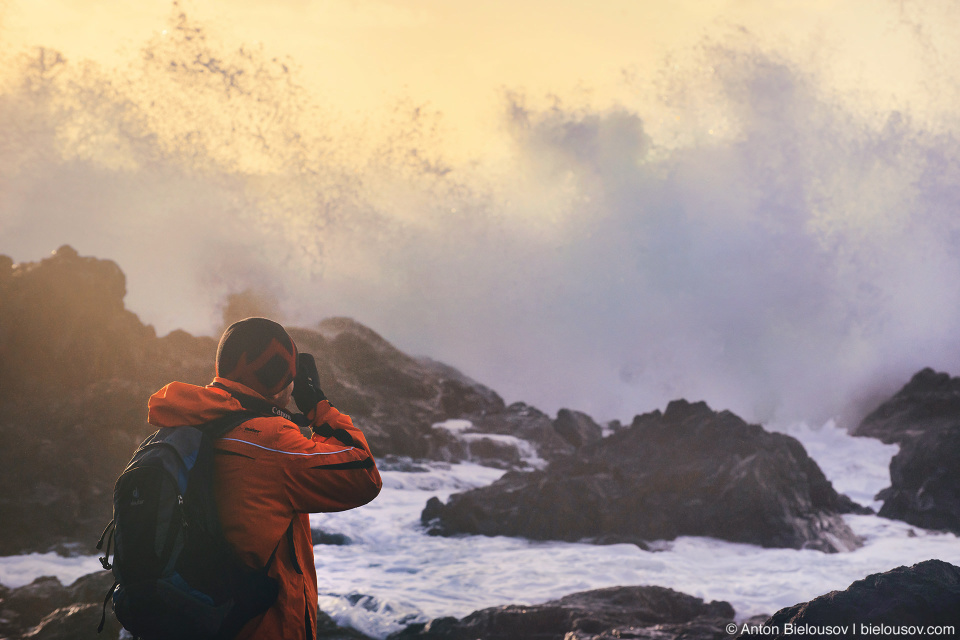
left=146, top=317, right=382, bottom=639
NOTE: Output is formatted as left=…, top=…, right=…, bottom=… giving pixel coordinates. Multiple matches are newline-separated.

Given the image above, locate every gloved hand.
left=293, top=353, right=326, bottom=415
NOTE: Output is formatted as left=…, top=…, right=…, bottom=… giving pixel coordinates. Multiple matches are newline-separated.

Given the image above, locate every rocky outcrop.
left=292, top=323, right=610, bottom=466
left=287, top=320, right=506, bottom=461
left=0, top=571, right=371, bottom=640
left=388, top=585, right=735, bottom=640
left=0, top=247, right=217, bottom=555
left=423, top=400, right=862, bottom=552
left=0, top=246, right=587, bottom=554
left=0, top=571, right=122, bottom=639
left=552, top=409, right=603, bottom=449
left=735, top=560, right=960, bottom=639
left=853, top=368, right=960, bottom=444
left=875, top=425, right=960, bottom=533
left=854, top=369, right=960, bottom=533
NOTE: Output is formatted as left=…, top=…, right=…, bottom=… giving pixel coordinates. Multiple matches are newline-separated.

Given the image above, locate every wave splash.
left=3, top=9, right=960, bottom=424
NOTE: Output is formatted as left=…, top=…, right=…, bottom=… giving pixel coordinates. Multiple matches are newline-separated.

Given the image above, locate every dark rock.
left=0, top=576, right=70, bottom=632
left=387, top=585, right=735, bottom=640
left=834, top=493, right=874, bottom=516
left=312, top=527, right=353, bottom=546
left=378, top=456, right=432, bottom=473
left=63, top=571, right=115, bottom=606
left=735, top=559, right=960, bottom=639
left=21, top=602, right=122, bottom=640
left=854, top=368, right=960, bottom=533
left=0, top=572, right=119, bottom=639
left=288, top=320, right=508, bottom=462
left=421, top=497, right=445, bottom=528
left=0, top=245, right=150, bottom=399
left=876, top=424, right=960, bottom=532
left=553, top=409, right=603, bottom=449
left=423, top=400, right=861, bottom=552
left=585, top=534, right=651, bottom=550
left=853, top=368, right=960, bottom=444
left=0, top=567, right=359, bottom=640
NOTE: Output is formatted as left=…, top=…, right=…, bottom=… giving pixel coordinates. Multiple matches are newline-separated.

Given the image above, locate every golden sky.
left=3, top=0, right=955, bottom=158
left=3, top=1, right=960, bottom=422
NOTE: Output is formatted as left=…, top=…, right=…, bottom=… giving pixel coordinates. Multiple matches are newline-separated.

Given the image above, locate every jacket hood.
left=147, top=377, right=266, bottom=428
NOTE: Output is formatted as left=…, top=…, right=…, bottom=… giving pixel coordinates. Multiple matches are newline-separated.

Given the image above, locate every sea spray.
left=3, top=9, right=960, bottom=427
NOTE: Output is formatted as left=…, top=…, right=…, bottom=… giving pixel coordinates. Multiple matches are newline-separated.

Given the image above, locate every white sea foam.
left=0, top=552, right=104, bottom=589
left=2, top=423, right=958, bottom=640
left=432, top=419, right=547, bottom=469
left=307, top=426, right=960, bottom=638
left=769, top=420, right=901, bottom=511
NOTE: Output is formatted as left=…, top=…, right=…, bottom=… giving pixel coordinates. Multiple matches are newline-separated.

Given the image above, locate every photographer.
left=145, top=317, right=382, bottom=639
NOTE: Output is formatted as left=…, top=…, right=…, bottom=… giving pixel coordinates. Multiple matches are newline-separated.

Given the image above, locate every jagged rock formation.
left=0, top=246, right=590, bottom=554
left=288, top=320, right=505, bottom=460
left=854, top=368, right=960, bottom=444
left=423, top=400, right=863, bottom=552
left=291, top=325, right=608, bottom=466
left=854, top=368, right=960, bottom=533
left=388, top=585, right=735, bottom=640
left=735, top=560, right=960, bottom=639
left=0, top=247, right=217, bottom=556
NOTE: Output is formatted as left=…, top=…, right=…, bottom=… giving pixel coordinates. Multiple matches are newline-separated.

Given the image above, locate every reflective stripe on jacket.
left=147, top=377, right=382, bottom=639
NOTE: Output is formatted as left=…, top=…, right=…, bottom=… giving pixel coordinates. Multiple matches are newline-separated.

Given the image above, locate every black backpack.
left=97, top=408, right=289, bottom=640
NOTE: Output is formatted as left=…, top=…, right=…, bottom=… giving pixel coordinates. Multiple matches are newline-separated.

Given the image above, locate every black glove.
left=293, top=353, right=326, bottom=415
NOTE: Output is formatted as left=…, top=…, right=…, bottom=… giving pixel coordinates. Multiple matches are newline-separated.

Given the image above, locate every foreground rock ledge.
left=0, top=571, right=372, bottom=640
left=388, top=585, right=735, bottom=640
left=423, top=399, right=864, bottom=552
left=735, top=559, right=960, bottom=639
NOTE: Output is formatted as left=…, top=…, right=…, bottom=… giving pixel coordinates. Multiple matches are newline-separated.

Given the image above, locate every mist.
left=3, top=8, right=960, bottom=426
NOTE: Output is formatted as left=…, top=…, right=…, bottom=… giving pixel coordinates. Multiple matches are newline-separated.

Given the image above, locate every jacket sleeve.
left=273, top=400, right=382, bottom=513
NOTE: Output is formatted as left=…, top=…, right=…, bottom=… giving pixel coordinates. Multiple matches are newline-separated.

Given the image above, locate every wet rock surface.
left=735, top=559, right=960, bottom=639
left=423, top=400, right=862, bottom=552
left=387, top=585, right=735, bottom=640
left=854, top=368, right=960, bottom=533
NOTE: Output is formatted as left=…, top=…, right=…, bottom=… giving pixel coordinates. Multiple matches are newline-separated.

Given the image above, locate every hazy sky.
left=3, top=1, right=960, bottom=424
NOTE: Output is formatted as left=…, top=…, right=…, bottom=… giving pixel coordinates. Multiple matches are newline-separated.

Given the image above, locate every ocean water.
left=2, top=420, right=958, bottom=639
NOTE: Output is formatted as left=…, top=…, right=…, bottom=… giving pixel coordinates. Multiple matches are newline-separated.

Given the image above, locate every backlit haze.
left=3, top=0, right=960, bottom=426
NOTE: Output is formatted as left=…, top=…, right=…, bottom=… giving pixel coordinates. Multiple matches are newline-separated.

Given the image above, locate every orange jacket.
left=147, top=377, right=382, bottom=640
